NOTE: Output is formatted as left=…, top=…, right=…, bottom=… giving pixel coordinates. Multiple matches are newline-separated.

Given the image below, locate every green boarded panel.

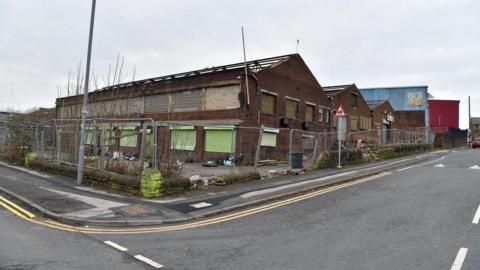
left=205, top=129, right=236, bottom=153
left=120, top=130, right=138, bottom=147
left=261, top=132, right=277, bottom=147
left=171, top=129, right=196, bottom=151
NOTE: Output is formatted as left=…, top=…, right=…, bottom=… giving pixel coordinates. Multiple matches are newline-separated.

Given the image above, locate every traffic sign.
left=335, top=105, right=347, bottom=117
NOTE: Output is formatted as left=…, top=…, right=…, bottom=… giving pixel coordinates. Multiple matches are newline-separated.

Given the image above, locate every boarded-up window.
left=145, top=93, right=169, bottom=113
left=120, top=128, right=138, bottom=147
left=171, top=127, right=196, bottom=151
left=305, top=104, right=315, bottom=122
left=261, top=128, right=279, bottom=147
left=285, top=99, right=299, bottom=119
left=205, top=85, right=241, bottom=110
left=173, top=90, right=202, bottom=112
left=350, top=116, right=358, bottom=131
left=318, top=107, right=324, bottom=122
left=205, top=127, right=236, bottom=153
left=359, top=117, right=371, bottom=130
left=261, top=93, right=276, bottom=114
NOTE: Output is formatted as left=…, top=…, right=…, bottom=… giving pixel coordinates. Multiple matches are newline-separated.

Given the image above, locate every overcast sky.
left=0, top=0, right=478, bottom=128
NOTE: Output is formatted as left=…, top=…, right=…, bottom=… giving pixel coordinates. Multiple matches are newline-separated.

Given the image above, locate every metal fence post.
left=337, top=131, right=342, bottom=169
left=229, top=125, right=237, bottom=174
left=254, top=125, right=264, bottom=168
left=311, top=133, right=320, bottom=164
left=378, top=129, right=381, bottom=146
left=39, top=130, right=45, bottom=159
left=152, top=122, right=158, bottom=169
left=100, top=127, right=106, bottom=169
left=139, top=122, right=148, bottom=170
left=323, top=129, right=327, bottom=152
left=288, top=129, right=294, bottom=169
left=34, top=124, right=39, bottom=154
left=56, top=124, right=61, bottom=164
left=92, top=120, right=99, bottom=168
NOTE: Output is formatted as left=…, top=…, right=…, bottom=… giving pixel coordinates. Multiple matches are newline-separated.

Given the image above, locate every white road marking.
left=40, top=187, right=128, bottom=218
left=104, top=240, right=128, bottom=252
left=472, top=205, right=480, bottom=224
left=450, top=247, right=468, bottom=270
left=74, top=186, right=123, bottom=198
left=241, top=171, right=391, bottom=199
left=143, top=197, right=186, bottom=204
left=434, top=163, right=445, bottom=168
left=397, top=157, right=445, bottom=172
left=190, top=202, right=213, bottom=208
left=134, top=255, right=164, bottom=268
left=469, top=165, right=480, bottom=170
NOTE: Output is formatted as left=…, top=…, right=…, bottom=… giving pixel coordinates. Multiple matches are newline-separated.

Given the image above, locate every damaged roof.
left=322, top=84, right=354, bottom=96
left=365, top=100, right=388, bottom=110
left=101, top=54, right=297, bottom=91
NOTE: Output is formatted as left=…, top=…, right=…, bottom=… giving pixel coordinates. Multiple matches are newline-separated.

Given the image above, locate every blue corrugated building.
left=359, top=86, right=430, bottom=128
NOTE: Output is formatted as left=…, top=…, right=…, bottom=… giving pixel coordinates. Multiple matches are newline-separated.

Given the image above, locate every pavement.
left=2, top=148, right=480, bottom=270
left=0, top=149, right=451, bottom=227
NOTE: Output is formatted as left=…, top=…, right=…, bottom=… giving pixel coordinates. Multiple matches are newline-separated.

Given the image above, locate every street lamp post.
left=77, top=0, right=96, bottom=185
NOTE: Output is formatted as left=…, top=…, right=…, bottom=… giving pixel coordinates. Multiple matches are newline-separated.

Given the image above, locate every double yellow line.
left=0, top=195, right=35, bottom=220
left=0, top=171, right=391, bottom=234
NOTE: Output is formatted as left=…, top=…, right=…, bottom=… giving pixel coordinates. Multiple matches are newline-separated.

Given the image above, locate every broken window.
left=351, top=94, right=358, bottom=107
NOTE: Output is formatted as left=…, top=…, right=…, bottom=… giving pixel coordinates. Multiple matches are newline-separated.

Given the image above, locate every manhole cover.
left=120, top=205, right=151, bottom=215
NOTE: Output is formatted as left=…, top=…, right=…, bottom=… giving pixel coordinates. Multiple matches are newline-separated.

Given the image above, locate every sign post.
left=335, top=105, right=348, bottom=169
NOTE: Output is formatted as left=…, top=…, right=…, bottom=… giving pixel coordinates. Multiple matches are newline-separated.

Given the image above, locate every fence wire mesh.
left=0, top=118, right=443, bottom=178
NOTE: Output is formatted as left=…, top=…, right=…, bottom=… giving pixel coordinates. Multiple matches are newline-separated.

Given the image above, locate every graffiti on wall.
left=407, top=92, right=423, bottom=107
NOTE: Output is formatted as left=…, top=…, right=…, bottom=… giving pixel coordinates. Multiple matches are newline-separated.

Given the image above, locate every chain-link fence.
left=0, top=118, right=441, bottom=179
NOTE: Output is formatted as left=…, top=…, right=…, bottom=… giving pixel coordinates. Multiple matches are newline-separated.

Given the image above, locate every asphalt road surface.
left=2, top=149, right=480, bottom=270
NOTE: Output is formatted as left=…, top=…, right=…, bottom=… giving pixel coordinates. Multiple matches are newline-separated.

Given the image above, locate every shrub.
left=162, top=176, right=191, bottom=195
left=223, top=171, right=261, bottom=185
left=27, top=159, right=140, bottom=195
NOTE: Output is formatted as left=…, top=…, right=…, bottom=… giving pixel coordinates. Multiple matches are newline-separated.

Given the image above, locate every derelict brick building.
left=323, top=84, right=372, bottom=133
left=56, top=54, right=332, bottom=163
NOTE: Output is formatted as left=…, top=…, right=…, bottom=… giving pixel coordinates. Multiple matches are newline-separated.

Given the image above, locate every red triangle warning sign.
left=335, top=105, right=347, bottom=117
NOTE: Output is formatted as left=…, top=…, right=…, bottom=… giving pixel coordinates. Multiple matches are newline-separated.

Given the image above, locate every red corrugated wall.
left=428, top=100, right=459, bottom=129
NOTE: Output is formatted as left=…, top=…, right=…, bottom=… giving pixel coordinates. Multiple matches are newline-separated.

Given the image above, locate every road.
left=1, top=149, right=480, bottom=269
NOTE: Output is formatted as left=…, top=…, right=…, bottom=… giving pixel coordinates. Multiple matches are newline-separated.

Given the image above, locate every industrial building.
left=367, top=100, right=396, bottom=130
left=428, top=99, right=460, bottom=133
left=323, top=84, right=372, bottom=133
left=359, top=86, right=430, bottom=130
left=56, top=54, right=332, bottom=162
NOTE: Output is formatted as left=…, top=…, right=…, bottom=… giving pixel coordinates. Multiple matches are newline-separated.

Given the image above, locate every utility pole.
left=241, top=27, right=250, bottom=106
left=468, top=96, right=471, bottom=131
left=77, top=0, right=96, bottom=185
